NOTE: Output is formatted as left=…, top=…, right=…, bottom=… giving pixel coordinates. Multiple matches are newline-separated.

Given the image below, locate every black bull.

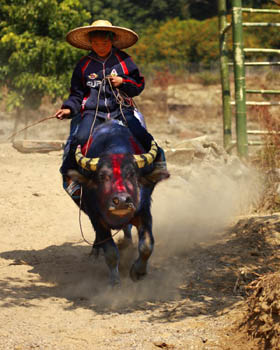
left=68, top=121, right=169, bottom=285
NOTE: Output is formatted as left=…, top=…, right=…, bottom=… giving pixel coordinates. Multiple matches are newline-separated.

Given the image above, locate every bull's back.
left=89, top=121, right=143, bottom=157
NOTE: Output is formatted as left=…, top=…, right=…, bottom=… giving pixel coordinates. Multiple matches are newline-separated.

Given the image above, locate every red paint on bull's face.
left=111, top=154, right=126, bottom=193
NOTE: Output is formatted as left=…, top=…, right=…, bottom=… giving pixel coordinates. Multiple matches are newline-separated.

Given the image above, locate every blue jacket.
left=63, top=47, right=145, bottom=120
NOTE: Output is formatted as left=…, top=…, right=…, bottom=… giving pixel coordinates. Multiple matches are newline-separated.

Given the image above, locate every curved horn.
left=134, top=140, right=158, bottom=168
left=75, top=146, right=99, bottom=171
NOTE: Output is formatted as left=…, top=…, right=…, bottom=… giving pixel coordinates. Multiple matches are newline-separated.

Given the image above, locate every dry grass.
left=242, top=273, right=280, bottom=350
left=249, top=106, right=280, bottom=213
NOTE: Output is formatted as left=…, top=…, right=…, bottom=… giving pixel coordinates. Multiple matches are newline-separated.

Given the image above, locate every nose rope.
left=78, top=206, right=123, bottom=247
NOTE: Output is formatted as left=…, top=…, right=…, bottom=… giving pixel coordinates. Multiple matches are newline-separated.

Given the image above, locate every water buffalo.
left=68, top=120, right=169, bottom=285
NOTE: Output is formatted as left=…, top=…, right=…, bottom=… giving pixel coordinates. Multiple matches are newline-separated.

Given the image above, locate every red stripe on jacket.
left=122, top=77, right=144, bottom=88
left=81, top=57, right=91, bottom=87
left=80, top=90, right=90, bottom=116
left=115, top=52, right=129, bottom=75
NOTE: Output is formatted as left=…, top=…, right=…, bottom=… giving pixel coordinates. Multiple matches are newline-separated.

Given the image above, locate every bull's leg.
left=89, top=219, right=120, bottom=286
left=123, top=224, right=132, bottom=241
left=130, top=214, right=154, bottom=281
left=102, top=239, right=120, bottom=286
left=118, top=224, right=133, bottom=250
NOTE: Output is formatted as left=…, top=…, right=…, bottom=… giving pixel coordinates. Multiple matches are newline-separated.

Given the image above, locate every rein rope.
left=7, top=115, right=57, bottom=141
left=78, top=76, right=131, bottom=247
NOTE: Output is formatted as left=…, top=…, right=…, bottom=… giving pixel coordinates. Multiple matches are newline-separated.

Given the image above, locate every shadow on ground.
left=0, top=215, right=280, bottom=320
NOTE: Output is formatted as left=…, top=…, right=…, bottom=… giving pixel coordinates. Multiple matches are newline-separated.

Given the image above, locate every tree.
left=129, top=17, right=220, bottom=71
left=0, top=0, right=90, bottom=111
left=80, top=0, right=190, bottom=33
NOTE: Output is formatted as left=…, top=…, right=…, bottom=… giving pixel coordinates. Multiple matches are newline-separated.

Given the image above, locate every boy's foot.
left=143, top=147, right=169, bottom=184
left=63, top=176, right=81, bottom=198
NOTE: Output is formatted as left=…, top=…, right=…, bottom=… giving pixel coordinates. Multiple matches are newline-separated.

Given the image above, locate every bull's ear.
left=138, top=169, right=170, bottom=186
left=67, top=170, right=97, bottom=189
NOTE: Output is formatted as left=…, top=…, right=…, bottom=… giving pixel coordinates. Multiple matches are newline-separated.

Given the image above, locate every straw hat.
left=66, top=20, right=138, bottom=50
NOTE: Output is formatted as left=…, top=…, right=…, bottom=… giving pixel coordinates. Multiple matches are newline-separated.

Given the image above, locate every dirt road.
left=1, top=136, right=271, bottom=350
left=0, top=82, right=278, bottom=349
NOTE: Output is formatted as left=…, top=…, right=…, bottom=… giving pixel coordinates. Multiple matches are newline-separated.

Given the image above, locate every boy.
left=55, top=20, right=166, bottom=196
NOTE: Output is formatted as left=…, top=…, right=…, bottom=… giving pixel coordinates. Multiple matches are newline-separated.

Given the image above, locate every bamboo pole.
left=244, top=48, right=280, bottom=54
left=229, top=61, right=280, bottom=65
left=246, top=89, right=280, bottom=94
left=232, top=0, right=248, bottom=157
left=231, top=101, right=280, bottom=105
left=243, top=22, right=280, bottom=27
left=243, top=62, right=280, bottom=66
left=242, top=8, right=280, bottom=14
left=247, top=130, right=280, bottom=134
left=218, top=0, right=232, bottom=150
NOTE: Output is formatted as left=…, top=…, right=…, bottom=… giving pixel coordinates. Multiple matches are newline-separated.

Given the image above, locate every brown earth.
left=0, top=82, right=280, bottom=349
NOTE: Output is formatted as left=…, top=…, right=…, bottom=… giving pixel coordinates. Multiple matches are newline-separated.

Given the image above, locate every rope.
left=77, top=76, right=126, bottom=247
left=78, top=78, right=103, bottom=246
left=7, top=115, right=57, bottom=141
left=78, top=203, right=123, bottom=247
left=106, top=76, right=131, bottom=126
left=4, top=78, right=132, bottom=247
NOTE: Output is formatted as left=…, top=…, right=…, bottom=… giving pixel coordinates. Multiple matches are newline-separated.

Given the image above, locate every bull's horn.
left=134, top=140, right=158, bottom=168
left=75, top=146, right=99, bottom=171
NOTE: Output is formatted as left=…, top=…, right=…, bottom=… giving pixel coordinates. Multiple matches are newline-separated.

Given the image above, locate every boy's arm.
left=116, top=53, right=145, bottom=97
left=62, top=59, right=88, bottom=116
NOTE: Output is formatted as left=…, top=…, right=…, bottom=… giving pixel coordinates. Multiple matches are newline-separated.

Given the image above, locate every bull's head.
left=70, top=142, right=158, bottom=227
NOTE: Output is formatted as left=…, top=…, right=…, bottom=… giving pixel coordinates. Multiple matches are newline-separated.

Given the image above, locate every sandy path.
left=1, top=139, right=264, bottom=350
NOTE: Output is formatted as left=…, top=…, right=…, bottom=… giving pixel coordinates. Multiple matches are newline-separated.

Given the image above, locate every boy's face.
left=91, top=35, right=112, bottom=58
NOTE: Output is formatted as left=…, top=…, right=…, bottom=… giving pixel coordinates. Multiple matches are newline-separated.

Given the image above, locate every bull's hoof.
left=129, top=262, right=147, bottom=282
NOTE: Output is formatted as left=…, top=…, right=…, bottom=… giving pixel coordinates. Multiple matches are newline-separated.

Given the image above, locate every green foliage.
left=0, top=1, right=279, bottom=112
left=80, top=0, right=190, bottom=33
left=0, top=0, right=90, bottom=111
left=129, top=17, right=219, bottom=71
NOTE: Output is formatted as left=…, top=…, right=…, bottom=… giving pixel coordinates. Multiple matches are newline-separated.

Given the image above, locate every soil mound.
left=243, top=272, right=280, bottom=350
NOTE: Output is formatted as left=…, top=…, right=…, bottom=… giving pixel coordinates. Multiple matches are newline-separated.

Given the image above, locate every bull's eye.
left=99, top=173, right=111, bottom=182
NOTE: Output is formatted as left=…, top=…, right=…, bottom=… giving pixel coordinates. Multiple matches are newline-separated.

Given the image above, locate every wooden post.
left=232, top=0, right=248, bottom=157
left=218, top=0, right=232, bottom=150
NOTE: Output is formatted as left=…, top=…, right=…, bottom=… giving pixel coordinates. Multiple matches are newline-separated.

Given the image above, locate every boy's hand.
left=55, top=108, right=71, bottom=120
left=109, top=76, right=123, bottom=87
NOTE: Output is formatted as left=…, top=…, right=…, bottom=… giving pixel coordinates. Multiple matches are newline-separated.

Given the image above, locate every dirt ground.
left=0, top=83, right=279, bottom=349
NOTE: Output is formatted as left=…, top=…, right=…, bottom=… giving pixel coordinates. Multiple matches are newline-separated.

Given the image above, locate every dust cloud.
left=152, top=153, right=263, bottom=256
left=61, top=151, right=263, bottom=310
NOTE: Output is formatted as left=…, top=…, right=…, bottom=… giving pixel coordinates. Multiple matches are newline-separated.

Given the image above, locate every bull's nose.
left=113, top=197, right=119, bottom=205
left=112, top=194, right=133, bottom=208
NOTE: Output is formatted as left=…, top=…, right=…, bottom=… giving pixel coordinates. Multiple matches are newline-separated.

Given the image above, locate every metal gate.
left=218, top=0, right=280, bottom=157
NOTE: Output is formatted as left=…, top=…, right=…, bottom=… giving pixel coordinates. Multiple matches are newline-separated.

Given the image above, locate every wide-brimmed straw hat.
left=66, top=20, right=138, bottom=50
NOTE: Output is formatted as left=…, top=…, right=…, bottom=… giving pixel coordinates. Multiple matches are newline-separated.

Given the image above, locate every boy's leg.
left=62, top=114, right=102, bottom=174
left=123, top=109, right=153, bottom=151
left=62, top=114, right=102, bottom=199
left=123, top=109, right=168, bottom=176
left=60, top=113, right=81, bottom=175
